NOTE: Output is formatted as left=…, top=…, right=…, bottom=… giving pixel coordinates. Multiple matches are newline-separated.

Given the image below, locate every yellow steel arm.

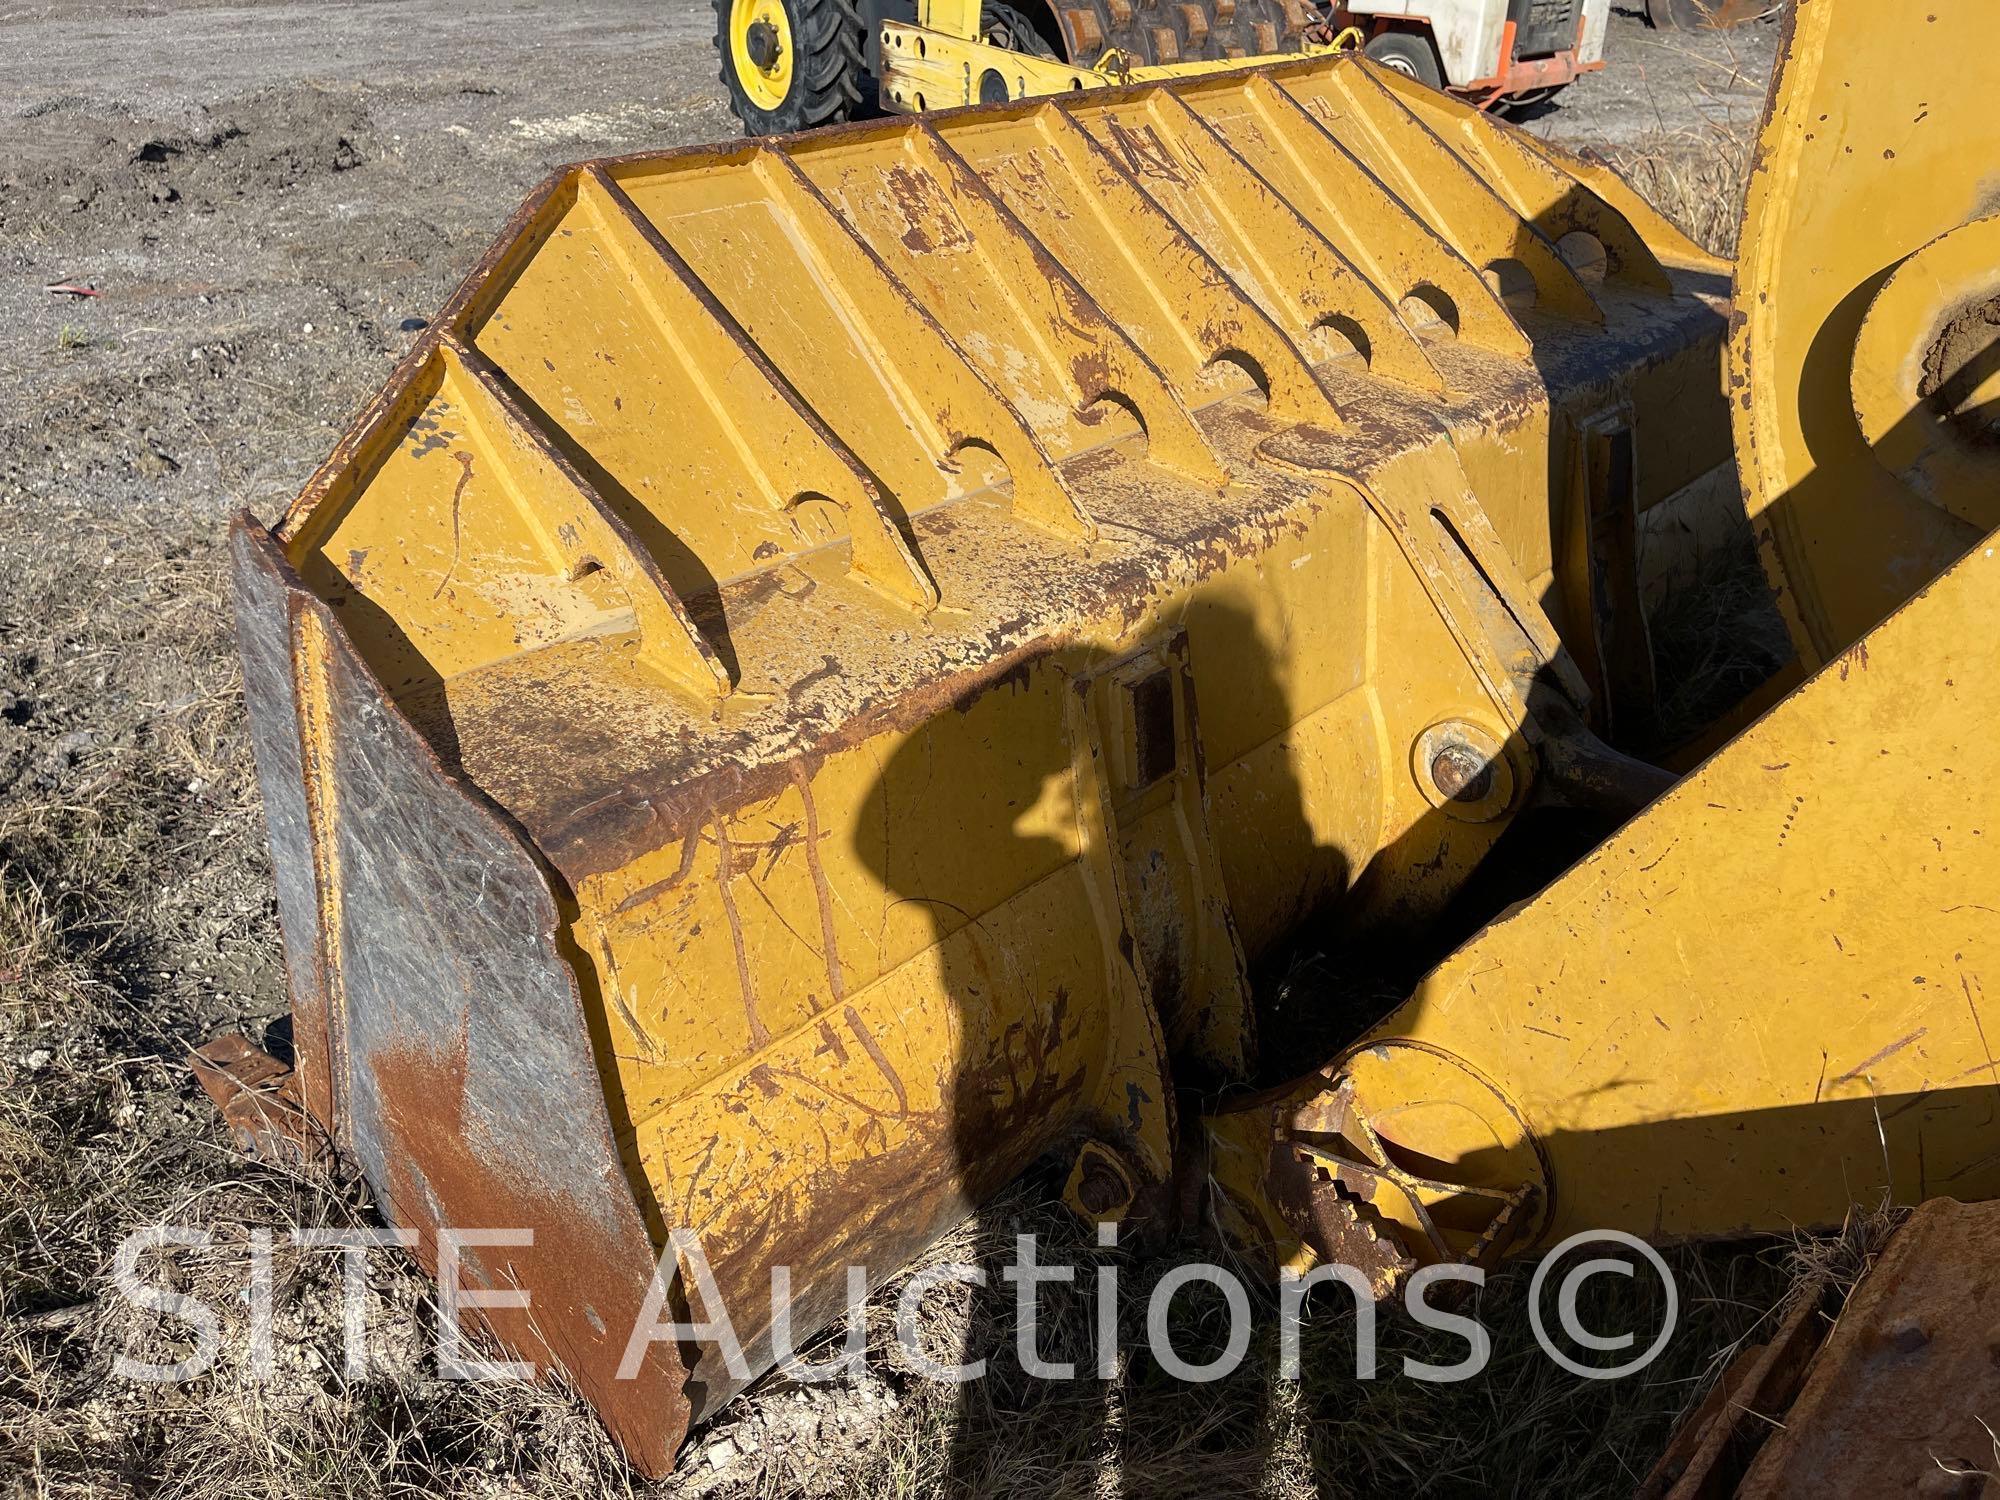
left=1210, top=524, right=2000, bottom=1274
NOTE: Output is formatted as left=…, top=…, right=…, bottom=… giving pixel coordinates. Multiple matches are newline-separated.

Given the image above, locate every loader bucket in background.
left=1207, top=0, right=2000, bottom=1289
left=223, top=53, right=1747, bottom=1470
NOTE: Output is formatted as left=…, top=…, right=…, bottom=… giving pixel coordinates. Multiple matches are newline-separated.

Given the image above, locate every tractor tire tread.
left=713, top=0, right=868, bottom=135
left=1052, top=0, right=1315, bottom=68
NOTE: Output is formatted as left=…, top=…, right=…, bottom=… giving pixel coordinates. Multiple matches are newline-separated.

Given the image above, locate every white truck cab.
left=1345, top=0, right=1610, bottom=105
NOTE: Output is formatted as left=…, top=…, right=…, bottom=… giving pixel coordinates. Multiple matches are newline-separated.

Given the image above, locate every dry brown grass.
left=0, top=515, right=645, bottom=1499
left=1642, top=514, right=1793, bottom=748
left=1590, top=121, right=1756, bottom=258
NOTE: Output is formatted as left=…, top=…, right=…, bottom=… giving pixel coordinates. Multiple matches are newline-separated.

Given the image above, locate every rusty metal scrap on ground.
left=202, top=0, right=2000, bottom=1475
left=1641, top=1199, right=2000, bottom=1499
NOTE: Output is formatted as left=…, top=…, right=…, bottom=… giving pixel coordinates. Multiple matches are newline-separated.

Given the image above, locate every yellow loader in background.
left=199, top=0, right=2000, bottom=1479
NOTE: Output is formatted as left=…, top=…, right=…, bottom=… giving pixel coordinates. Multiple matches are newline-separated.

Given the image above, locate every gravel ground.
left=2, top=0, right=733, bottom=532
left=1527, top=4, right=1777, bottom=139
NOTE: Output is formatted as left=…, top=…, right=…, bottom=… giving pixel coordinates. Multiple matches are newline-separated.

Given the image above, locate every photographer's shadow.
left=851, top=595, right=1407, bottom=1494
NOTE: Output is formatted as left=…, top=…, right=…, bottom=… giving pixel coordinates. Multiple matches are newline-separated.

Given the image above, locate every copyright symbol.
left=1528, top=1230, right=1678, bottom=1380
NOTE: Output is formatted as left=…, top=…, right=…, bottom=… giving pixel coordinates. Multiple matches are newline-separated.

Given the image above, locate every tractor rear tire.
left=714, top=0, right=868, bottom=137
left=1046, top=0, right=1317, bottom=70
left=1363, top=32, right=1443, bottom=91
left=1494, top=84, right=1568, bottom=119
left=982, top=1, right=1059, bottom=57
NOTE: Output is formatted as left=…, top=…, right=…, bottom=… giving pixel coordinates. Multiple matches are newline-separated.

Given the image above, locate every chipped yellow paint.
left=1731, top=0, right=2000, bottom=670
left=1194, top=8, right=2000, bottom=1286
left=250, top=52, right=1736, bottom=1433
left=1335, top=530, right=2000, bottom=1246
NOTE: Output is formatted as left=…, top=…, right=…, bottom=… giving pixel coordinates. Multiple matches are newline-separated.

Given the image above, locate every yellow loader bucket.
left=220, top=51, right=1803, bottom=1473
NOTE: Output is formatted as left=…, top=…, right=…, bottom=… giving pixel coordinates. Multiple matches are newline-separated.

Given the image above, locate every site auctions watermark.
left=107, top=1223, right=1676, bottom=1387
